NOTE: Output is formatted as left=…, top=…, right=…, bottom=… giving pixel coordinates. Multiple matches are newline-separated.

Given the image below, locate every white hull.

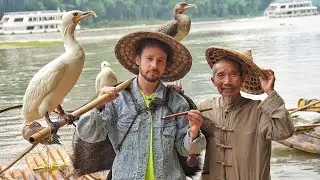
left=264, top=0, right=319, bottom=18
left=0, top=10, right=80, bottom=35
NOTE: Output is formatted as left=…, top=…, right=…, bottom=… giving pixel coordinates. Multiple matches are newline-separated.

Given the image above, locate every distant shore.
left=0, top=16, right=263, bottom=49
left=0, top=41, right=62, bottom=49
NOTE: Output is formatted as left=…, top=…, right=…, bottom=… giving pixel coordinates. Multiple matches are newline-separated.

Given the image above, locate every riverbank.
left=0, top=41, right=62, bottom=49
left=0, top=15, right=265, bottom=50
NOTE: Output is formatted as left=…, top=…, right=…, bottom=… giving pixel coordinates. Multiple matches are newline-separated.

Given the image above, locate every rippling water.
left=1, top=16, right=320, bottom=179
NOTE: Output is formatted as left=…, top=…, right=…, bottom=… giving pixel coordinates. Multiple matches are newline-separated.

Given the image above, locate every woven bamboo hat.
left=114, top=31, right=192, bottom=82
left=205, top=46, right=264, bottom=95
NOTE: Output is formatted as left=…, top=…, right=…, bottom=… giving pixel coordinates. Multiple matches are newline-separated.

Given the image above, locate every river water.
left=0, top=16, right=320, bottom=179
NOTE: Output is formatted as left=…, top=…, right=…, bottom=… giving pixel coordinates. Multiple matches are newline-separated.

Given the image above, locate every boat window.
left=45, top=25, right=48, bottom=29
left=28, top=18, right=32, bottom=21
left=50, top=25, right=55, bottom=28
left=33, top=17, right=36, bottom=21
left=14, top=18, right=23, bottom=22
left=40, top=26, right=42, bottom=29
left=280, top=5, right=286, bottom=9
left=27, top=26, right=34, bottom=30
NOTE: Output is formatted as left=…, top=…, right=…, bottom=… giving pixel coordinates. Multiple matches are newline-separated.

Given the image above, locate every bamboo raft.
left=277, top=98, right=320, bottom=154
left=277, top=125, right=320, bottom=154
left=0, top=144, right=108, bottom=180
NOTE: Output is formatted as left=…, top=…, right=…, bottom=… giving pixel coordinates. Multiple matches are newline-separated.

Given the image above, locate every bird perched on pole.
left=95, top=61, right=118, bottom=94
left=22, top=10, right=96, bottom=134
left=155, top=2, right=197, bottom=42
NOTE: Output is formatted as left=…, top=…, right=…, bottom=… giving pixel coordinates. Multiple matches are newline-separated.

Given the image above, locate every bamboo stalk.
left=289, top=100, right=320, bottom=115
left=161, top=108, right=212, bottom=120
left=29, top=77, right=134, bottom=143
left=294, top=123, right=320, bottom=129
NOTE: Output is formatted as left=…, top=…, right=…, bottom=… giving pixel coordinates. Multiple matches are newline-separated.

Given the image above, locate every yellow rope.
left=33, top=163, right=68, bottom=173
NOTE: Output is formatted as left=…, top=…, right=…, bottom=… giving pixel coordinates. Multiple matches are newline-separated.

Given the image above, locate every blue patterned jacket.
left=76, top=78, right=206, bottom=180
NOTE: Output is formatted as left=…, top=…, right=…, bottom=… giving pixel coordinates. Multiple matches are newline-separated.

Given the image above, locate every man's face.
left=211, top=60, right=244, bottom=98
left=136, top=45, right=167, bottom=82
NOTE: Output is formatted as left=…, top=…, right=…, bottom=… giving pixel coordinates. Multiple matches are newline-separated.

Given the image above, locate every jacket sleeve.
left=173, top=95, right=206, bottom=156
left=76, top=101, right=116, bottom=143
left=257, top=90, right=295, bottom=141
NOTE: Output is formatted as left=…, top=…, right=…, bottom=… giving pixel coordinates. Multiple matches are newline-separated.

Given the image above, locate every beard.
left=140, top=68, right=161, bottom=83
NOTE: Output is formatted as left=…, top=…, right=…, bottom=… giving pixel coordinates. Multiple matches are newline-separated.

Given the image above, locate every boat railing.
left=4, top=10, right=64, bottom=16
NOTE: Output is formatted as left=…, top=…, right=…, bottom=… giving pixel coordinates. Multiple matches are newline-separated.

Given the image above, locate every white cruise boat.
left=264, top=0, right=319, bottom=18
left=0, top=9, right=80, bottom=35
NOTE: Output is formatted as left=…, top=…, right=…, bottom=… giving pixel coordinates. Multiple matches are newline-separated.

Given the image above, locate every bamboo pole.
left=294, top=123, right=320, bottom=129
left=29, top=77, right=134, bottom=144
left=161, top=108, right=212, bottom=120
left=294, top=123, right=320, bottom=133
left=288, top=100, right=320, bottom=115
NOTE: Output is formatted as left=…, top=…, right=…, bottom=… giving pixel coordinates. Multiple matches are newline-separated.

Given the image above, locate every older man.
left=198, top=46, right=294, bottom=180
left=76, top=31, right=206, bottom=180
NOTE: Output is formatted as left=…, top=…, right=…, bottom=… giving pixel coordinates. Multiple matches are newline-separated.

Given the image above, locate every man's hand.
left=259, top=69, right=275, bottom=95
left=187, top=110, right=203, bottom=139
left=97, top=86, right=119, bottom=109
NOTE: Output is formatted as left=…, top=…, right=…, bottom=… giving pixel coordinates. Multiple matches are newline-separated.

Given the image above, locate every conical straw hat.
left=114, top=31, right=192, bottom=82
left=205, top=46, right=263, bottom=95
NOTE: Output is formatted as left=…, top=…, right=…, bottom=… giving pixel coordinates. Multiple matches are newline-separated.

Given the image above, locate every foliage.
left=0, top=0, right=273, bottom=27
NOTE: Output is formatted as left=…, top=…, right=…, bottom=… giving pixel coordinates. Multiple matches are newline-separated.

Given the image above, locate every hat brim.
left=114, top=31, right=192, bottom=82
left=205, top=46, right=264, bottom=95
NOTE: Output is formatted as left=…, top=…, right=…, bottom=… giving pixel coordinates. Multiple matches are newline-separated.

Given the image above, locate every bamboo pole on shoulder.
left=0, top=77, right=134, bottom=176
left=29, top=77, right=134, bottom=144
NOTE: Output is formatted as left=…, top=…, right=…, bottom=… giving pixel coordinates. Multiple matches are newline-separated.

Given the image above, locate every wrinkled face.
left=211, top=60, right=245, bottom=98
left=136, top=45, right=167, bottom=82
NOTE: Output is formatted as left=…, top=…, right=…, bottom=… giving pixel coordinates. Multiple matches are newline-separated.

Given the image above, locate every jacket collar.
left=217, top=95, right=250, bottom=112
left=129, top=77, right=168, bottom=109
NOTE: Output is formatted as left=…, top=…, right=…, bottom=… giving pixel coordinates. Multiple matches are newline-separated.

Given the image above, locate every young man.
left=76, top=31, right=206, bottom=180
left=198, top=46, right=295, bottom=180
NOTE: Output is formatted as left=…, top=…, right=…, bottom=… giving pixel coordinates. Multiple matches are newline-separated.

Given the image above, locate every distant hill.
left=313, top=0, right=320, bottom=6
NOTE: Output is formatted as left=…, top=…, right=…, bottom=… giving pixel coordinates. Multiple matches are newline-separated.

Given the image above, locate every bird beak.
left=73, top=11, right=97, bottom=23
left=185, top=4, right=197, bottom=10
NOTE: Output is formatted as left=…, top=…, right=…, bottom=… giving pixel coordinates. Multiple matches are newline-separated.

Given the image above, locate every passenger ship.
left=0, top=9, right=79, bottom=35
left=264, top=0, right=319, bottom=18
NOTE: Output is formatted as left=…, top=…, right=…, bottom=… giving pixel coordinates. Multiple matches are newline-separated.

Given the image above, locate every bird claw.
left=56, top=105, right=76, bottom=126
left=45, top=112, right=60, bottom=135
left=61, top=113, right=76, bottom=126
left=50, top=121, right=61, bottom=135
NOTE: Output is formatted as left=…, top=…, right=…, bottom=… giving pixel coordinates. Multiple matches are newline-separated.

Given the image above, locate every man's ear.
left=240, top=74, right=246, bottom=87
left=211, top=77, right=216, bottom=87
left=135, top=56, right=140, bottom=65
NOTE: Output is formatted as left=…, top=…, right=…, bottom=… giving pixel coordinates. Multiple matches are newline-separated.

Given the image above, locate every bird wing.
left=23, top=60, right=68, bottom=122
left=108, top=69, right=118, bottom=85
left=155, top=20, right=178, bottom=37
left=95, top=71, right=102, bottom=93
